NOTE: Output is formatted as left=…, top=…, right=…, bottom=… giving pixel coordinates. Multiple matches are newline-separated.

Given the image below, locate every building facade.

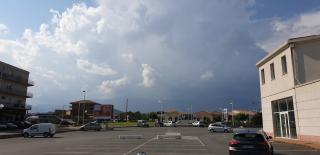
left=257, top=35, right=320, bottom=142
left=0, top=61, right=33, bottom=122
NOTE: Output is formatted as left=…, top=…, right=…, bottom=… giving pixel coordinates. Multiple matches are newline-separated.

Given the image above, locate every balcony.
left=0, top=72, right=32, bottom=86
left=27, top=80, right=34, bottom=86
left=26, top=92, right=33, bottom=98
left=0, top=87, right=32, bottom=98
left=0, top=101, right=27, bottom=110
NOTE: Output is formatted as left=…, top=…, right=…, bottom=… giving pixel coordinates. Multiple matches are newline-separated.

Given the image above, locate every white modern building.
left=257, top=35, right=320, bottom=142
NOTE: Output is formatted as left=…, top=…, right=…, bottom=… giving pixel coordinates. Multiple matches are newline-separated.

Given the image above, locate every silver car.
left=208, top=123, right=232, bottom=132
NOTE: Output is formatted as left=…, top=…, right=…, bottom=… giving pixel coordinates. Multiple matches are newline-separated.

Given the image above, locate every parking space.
left=0, top=127, right=319, bottom=155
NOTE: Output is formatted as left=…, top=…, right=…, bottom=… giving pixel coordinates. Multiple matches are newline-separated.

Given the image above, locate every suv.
left=208, top=122, right=232, bottom=132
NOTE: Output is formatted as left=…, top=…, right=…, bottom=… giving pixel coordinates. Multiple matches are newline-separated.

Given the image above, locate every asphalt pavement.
left=0, top=127, right=318, bottom=155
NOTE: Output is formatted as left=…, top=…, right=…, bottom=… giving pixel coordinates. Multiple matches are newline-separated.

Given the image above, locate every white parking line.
left=276, top=149, right=319, bottom=152
left=124, top=137, right=156, bottom=155
left=45, top=152, right=90, bottom=154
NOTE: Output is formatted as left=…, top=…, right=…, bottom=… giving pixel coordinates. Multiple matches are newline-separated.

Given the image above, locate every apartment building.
left=0, top=61, right=33, bottom=122
left=257, top=35, right=320, bottom=142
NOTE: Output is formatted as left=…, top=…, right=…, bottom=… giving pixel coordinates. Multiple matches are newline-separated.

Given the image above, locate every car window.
left=233, top=133, right=265, bottom=142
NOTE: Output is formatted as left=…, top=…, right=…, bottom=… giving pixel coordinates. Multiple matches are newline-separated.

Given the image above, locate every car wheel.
left=50, top=134, right=54, bottom=138
left=43, top=132, right=49, bottom=138
left=23, top=133, right=29, bottom=138
left=210, top=129, right=215, bottom=132
left=224, top=129, right=228, bottom=133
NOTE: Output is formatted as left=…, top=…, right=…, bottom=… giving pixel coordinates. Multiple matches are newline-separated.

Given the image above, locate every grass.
left=106, top=121, right=155, bottom=128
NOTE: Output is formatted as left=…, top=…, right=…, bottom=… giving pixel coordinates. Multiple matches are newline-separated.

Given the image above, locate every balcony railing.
left=0, top=101, right=27, bottom=110
left=26, top=92, right=33, bottom=98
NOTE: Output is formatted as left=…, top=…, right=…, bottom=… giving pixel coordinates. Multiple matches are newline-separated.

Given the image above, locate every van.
left=23, top=123, right=56, bottom=138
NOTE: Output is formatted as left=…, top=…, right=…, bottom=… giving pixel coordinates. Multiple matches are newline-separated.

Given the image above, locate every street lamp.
left=0, top=104, right=4, bottom=110
left=230, top=102, right=234, bottom=127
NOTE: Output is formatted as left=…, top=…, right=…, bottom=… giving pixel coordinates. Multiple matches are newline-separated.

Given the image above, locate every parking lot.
left=0, top=127, right=319, bottom=155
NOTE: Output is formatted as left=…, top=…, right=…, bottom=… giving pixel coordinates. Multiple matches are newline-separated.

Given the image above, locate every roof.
left=70, top=100, right=100, bottom=105
left=256, top=35, right=320, bottom=67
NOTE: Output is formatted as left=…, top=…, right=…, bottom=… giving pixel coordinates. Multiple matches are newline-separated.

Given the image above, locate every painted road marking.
left=124, top=137, right=156, bottom=155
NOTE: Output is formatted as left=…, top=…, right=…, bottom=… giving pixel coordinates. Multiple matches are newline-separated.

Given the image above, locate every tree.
left=250, top=112, right=262, bottom=127
left=234, top=113, right=249, bottom=127
left=149, top=112, right=159, bottom=120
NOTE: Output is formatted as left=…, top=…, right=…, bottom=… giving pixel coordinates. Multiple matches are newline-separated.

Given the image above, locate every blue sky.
left=0, top=0, right=320, bottom=113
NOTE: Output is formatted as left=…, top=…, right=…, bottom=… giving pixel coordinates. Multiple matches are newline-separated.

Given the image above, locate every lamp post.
left=0, top=104, right=4, bottom=109
left=82, top=90, right=86, bottom=124
left=230, top=102, right=234, bottom=127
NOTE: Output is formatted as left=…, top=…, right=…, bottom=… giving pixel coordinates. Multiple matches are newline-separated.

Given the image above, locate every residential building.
left=70, top=100, right=114, bottom=124
left=94, top=104, right=113, bottom=122
left=0, top=61, right=33, bottom=122
left=257, top=35, right=320, bottom=142
left=70, top=100, right=99, bottom=124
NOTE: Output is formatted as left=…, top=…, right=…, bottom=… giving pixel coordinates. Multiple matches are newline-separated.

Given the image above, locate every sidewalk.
left=274, top=138, right=320, bottom=150
left=0, top=126, right=81, bottom=139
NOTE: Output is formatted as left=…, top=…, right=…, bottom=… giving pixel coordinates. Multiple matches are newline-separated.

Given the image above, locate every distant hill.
left=113, top=109, right=123, bottom=115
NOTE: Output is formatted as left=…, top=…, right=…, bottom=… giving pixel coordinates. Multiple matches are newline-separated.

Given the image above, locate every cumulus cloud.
left=257, top=10, right=320, bottom=52
left=76, top=59, right=117, bottom=76
left=200, top=71, right=214, bottom=81
left=97, top=76, right=128, bottom=96
left=0, top=24, right=9, bottom=35
left=140, top=64, right=155, bottom=88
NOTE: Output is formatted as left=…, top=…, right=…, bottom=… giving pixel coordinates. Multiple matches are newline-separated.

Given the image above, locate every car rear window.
left=233, top=133, right=265, bottom=142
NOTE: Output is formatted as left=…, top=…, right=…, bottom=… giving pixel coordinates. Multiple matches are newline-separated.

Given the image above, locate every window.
left=260, top=69, right=265, bottom=84
left=281, top=56, right=287, bottom=74
left=270, top=63, right=275, bottom=80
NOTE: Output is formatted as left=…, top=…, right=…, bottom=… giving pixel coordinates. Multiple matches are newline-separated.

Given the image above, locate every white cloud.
left=257, top=10, right=320, bottom=52
left=140, top=64, right=155, bottom=88
left=97, top=76, right=128, bottom=96
left=76, top=59, right=117, bottom=76
left=0, top=24, right=9, bottom=35
left=200, top=71, right=214, bottom=81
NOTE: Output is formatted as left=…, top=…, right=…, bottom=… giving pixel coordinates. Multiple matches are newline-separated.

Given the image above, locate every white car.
left=208, top=123, right=232, bottom=132
left=23, top=123, right=56, bottom=138
left=163, top=121, right=176, bottom=127
left=192, top=121, right=205, bottom=127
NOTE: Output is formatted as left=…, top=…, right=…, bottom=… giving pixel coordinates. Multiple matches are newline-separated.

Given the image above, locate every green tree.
left=149, top=112, right=159, bottom=120
left=250, top=112, right=262, bottom=127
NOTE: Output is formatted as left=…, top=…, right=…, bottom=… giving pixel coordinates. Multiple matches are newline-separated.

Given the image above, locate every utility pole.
left=191, top=105, right=193, bottom=120
left=230, top=102, right=234, bottom=127
left=125, top=98, right=128, bottom=121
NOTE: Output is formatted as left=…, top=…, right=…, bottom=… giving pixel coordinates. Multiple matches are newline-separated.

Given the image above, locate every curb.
left=274, top=139, right=320, bottom=150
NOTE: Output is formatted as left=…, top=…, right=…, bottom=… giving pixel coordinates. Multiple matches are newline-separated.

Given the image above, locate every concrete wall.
left=295, top=80, right=320, bottom=141
left=259, top=47, right=295, bottom=98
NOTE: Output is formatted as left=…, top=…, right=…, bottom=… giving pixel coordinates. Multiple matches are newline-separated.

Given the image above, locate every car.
left=137, top=120, right=149, bottom=127
left=0, top=122, right=7, bottom=130
left=80, top=122, right=102, bottom=131
left=6, top=123, right=18, bottom=129
left=23, top=123, right=56, bottom=138
left=208, top=122, right=232, bottom=132
left=192, top=121, right=205, bottom=127
left=163, top=121, right=176, bottom=127
left=229, top=130, right=274, bottom=155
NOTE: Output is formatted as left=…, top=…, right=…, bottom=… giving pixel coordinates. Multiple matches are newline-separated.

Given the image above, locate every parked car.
left=229, top=130, right=274, bottom=155
left=208, top=123, right=232, bottom=132
left=137, top=120, right=149, bottom=127
left=0, top=122, right=7, bottom=130
left=192, top=121, right=205, bottom=127
left=163, top=121, right=176, bottom=127
left=23, top=123, right=56, bottom=138
left=6, top=123, right=18, bottom=129
left=80, top=122, right=102, bottom=131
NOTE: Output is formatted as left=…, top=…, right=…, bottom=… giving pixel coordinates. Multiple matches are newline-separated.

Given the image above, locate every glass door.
left=279, top=112, right=290, bottom=138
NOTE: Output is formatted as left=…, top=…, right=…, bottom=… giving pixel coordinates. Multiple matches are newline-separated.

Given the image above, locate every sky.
left=1, top=0, right=320, bottom=113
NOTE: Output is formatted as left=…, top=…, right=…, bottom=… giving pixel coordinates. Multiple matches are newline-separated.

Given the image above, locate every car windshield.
left=233, top=133, right=265, bottom=142
left=1, top=1, right=320, bottom=155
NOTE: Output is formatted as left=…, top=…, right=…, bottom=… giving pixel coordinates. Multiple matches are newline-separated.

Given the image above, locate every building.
left=0, top=61, right=33, bottom=122
left=70, top=100, right=114, bottom=124
left=94, top=104, right=113, bottom=122
left=257, top=35, right=320, bottom=142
